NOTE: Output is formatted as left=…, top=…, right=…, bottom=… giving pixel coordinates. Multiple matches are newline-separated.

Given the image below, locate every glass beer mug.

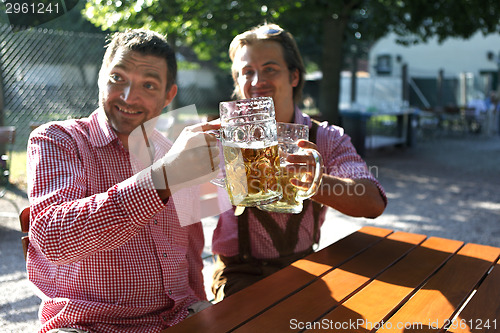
left=211, top=97, right=282, bottom=207
left=258, top=122, right=322, bottom=214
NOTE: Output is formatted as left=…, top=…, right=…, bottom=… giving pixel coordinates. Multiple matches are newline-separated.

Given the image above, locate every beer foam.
left=222, top=141, right=278, bottom=149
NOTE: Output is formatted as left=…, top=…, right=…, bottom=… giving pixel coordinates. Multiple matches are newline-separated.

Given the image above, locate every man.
left=26, top=29, right=219, bottom=332
left=211, top=23, right=387, bottom=301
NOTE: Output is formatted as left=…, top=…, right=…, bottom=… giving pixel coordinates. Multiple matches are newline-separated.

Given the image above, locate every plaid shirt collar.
left=89, top=108, right=120, bottom=148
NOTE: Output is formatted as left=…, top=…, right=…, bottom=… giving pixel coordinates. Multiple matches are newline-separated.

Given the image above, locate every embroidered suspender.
left=237, top=119, right=323, bottom=260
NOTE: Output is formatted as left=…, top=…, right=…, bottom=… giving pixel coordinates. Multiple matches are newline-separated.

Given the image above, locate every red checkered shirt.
left=26, top=109, right=205, bottom=333
left=212, top=107, right=387, bottom=259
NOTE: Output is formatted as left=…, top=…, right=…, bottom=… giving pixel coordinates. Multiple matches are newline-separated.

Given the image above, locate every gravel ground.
left=1, top=134, right=499, bottom=332
left=361, top=134, right=500, bottom=247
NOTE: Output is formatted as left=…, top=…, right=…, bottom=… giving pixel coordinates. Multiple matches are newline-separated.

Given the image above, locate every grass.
left=9, top=151, right=28, bottom=191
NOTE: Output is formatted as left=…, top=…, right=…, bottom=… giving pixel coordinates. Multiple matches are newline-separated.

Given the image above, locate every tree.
left=83, top=0, right=500, bottom=124
left=279, top=0, right=500, bottom=123
left=83, top=1, right=287, bottom=66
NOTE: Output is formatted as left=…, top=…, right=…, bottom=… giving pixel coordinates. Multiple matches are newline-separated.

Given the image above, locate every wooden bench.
left=19, top=206, right=30, bottom=261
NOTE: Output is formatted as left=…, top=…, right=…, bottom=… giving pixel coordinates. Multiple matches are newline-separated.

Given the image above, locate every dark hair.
left=229, top=23, right=305, bottom=104
left=101, top=29, right=177, bottom=92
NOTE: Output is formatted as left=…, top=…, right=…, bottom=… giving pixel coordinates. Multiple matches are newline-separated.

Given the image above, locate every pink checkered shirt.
left=27, top=109, right=205, bottom=333
left=212, top=108, right=386, bottom=259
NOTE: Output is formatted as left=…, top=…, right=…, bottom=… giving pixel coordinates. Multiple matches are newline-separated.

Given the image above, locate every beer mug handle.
left=205, top=129, right=221, bottom=139
left=210, top=177, right=225, bottom=188
left=296, top=148, right=323, bottom=199
left=204, top=129, right=225, bottom=188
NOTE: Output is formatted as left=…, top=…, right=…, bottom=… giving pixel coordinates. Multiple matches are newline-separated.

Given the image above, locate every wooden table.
left=166, top=226, right=500, bottom=332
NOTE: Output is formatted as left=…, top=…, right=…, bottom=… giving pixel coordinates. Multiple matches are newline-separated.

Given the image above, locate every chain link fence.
left=0, top=24, right=232, bottom=152
left=0, top=24, right=105, bottom=150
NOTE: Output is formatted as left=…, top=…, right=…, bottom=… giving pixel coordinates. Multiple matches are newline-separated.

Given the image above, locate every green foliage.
left=367, top=0, right=500, bottom=45
left=81, top=0, right=500, bottom=120
left=177, top=61, right=201, bottom=70
left=83, top=0, right=292, bottom=64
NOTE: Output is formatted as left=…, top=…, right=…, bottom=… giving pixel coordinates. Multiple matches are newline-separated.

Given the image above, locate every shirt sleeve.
left=27, top=124, right=166, bottom=264
left=320, top=124, right=387, bottom=205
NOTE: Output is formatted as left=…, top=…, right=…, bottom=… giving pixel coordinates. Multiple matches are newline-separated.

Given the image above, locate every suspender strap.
left=309, top=119, right=323, bottom=246
left=309, top=118, right=321, bottom=144
left=312, top=200, right=322, bottom=246
left=237, top=207, right=253, bottom=261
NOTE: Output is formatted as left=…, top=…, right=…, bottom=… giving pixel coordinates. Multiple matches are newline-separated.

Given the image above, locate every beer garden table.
left=166, top=226, right=500, bottom=332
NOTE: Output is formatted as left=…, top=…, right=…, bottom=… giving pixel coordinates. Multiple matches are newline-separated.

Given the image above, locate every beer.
left=278, top=167, right=301, bottom=206
left=213, top=97, right=282, bottom=207
left=223, top=143, right=282, bottom=206
left=258, top=123, right=322, bottom=214
left=259, top=165, right=306, bottom=214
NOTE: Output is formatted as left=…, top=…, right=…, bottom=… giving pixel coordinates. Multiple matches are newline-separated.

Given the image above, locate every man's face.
left=233, top=40, right=298, bottom=122
left=99, top=48, right=177, bottom=143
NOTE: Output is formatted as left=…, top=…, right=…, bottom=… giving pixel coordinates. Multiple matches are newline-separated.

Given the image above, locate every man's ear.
left=163, top=84, right=178, bottom=108
left=290, top=68, right=300, bottom=88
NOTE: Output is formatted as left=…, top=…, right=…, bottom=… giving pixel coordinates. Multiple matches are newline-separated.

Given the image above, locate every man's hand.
left=152, top=121, right=220, bottom=200
left=285, top=139, right=323, bottom=190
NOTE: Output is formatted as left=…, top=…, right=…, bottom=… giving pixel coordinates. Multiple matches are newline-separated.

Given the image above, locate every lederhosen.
left=212, top=120, right=323, bottom=301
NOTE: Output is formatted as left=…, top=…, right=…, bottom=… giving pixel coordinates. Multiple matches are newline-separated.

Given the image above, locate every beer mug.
left=211, top=97, right=282, bottom=207
left=258, top=122, right=322, bottom=214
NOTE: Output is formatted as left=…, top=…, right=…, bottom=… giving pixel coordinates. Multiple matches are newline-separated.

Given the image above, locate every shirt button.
left=154, top=220, right=158, bottom=225
left=163, top=253, right=167, bottom=257
left=168, top=290, right=173, bottom=295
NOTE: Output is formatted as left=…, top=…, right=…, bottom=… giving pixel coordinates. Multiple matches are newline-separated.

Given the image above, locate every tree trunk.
left=319, top=17, right=346, bottom=126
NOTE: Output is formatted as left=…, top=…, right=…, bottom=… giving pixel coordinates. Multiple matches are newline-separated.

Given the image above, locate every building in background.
left=369, top=31, right=500, bottom=110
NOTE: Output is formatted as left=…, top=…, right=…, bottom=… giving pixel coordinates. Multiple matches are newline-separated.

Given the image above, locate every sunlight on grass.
left=10, top=151, right=27, bottom=190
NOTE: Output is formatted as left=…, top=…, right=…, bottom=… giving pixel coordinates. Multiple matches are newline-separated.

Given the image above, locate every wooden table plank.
left=233, top=231, right=426, bottom=332
left=165, top=227, right=392, bottom=333
left=446, top=260, right=500, bottom=333
left=375, top=243, right=500, bottom=333
left=306, top=236, right=463, bottom=332
left=295, top=226, right=394, bottom=274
